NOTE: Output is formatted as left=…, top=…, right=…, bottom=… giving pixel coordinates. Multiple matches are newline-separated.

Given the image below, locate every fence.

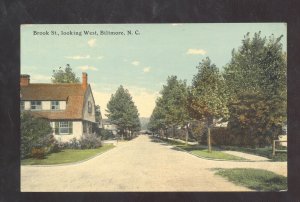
left=272, top=140, right=287, bottom=156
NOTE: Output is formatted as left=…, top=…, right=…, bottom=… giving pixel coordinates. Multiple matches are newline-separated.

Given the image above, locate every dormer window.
left=88, top=101, right=92, bottom=113
left=51, top=101, right=60, bottom=110
left=31, top=101, right=42, bottom=110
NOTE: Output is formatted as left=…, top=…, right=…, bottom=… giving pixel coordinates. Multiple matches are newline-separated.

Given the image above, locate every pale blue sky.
left=21, top=23, right=286, bottom=117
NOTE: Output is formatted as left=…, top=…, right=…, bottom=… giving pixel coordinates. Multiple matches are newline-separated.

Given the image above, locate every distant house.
left=102, top=119, right=117, bottom=135
left=20, top=72, right=100, bottom=142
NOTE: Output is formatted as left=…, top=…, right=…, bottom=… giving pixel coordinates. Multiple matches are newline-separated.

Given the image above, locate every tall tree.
left=223, top=32, right=287, bottom=146
left=188, top=57, right=228, bottom=152
left=161, top=76, right=190, bottom=142
left=106, top=85, right=140, bottom=139
left=148, top=97, right=168, bottom=138
left=148, top=76, right=190, bottom=142
left=51, top=64, right=80, bottom=83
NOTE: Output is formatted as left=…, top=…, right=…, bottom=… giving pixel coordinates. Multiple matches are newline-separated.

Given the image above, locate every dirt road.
left=21, top=135, right=286, bottom=192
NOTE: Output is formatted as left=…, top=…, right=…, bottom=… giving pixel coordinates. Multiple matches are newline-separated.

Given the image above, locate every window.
left=31, top=101, right=42, bottom=110
left=51, top=101, right=60, bottom=110
left=54, top=121, right=73, bottom=135
left=88, top=101, right=92, bottom=113
left=20, top=101, right=24, bottom=111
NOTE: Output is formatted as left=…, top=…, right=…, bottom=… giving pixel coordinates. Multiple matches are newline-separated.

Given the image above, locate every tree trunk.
left=172, top=125, right=175, bottom=139
left=185, top=127, right=188, bottom=146
left=207, top=126, right=212, bottom=152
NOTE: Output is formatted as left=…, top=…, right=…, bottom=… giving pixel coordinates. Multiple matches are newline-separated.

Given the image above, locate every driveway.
left=21, top=135, right=287, bottom=192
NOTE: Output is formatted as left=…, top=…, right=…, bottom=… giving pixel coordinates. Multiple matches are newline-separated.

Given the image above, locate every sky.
left=21, top=23, right=287, bottom=118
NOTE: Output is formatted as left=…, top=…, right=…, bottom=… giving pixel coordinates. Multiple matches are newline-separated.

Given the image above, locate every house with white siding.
left=20, top=72, right=100, bottom=142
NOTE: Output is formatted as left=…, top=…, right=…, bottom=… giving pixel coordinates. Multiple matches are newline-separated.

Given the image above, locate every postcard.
left=20, top=23, right=287, bottom=192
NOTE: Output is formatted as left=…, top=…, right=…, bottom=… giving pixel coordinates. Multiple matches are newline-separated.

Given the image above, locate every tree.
left=21, top=112, right=53, bottom=159
left=106, top=85, right=140, bottom=139
left=161, top=76, right=190, bottom=142
left=94, top=105, right=102, bottom=135
left=148, top=97, right=168, bottom=138
left=148, top=76, right=190, bottom=143
left=51, top=64, right=80, bottom=83
left=223, top=32, right=287, bottom=146
left=95, top=105, right=101, bottom=123
left=188, top=57, right=229, bottom=152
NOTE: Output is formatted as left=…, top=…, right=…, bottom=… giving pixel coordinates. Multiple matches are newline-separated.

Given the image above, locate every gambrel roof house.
left=20, top=72, right=100, bottom=142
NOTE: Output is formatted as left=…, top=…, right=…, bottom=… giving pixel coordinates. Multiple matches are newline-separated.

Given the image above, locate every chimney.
left=20, top=74, right=30, bottom=86
left=82, top=72, right=87, bottom=89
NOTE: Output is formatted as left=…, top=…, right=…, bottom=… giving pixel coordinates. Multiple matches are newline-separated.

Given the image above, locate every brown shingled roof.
left=21, top=83, right=85, bottom=100
left=21, top=83, right=87, bottom=120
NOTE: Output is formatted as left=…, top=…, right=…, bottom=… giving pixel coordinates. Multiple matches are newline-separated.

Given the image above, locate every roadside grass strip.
left=21, top=144, right=115, bottom=165
left=176, top=145, right=247, bottom=161
left=215, top=168, right=287, bottom=191
left=157, top=137, right=247, bottom=161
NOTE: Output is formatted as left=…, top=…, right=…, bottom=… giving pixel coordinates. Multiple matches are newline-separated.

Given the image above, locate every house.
left=20, top=72, right=100, bottom=142
left=102, top=119, right=118, bottom=135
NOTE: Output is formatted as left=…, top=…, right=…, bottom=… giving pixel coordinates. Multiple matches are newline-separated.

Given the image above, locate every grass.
left=220, top=145, right=287, bottom=162
left=178, top=145, right=246, bottom=161
left=159, top=138, right=247, bottom=161
left=21, top=144, right=115, bottom=165
left=215, top=168, right=287, bottom=191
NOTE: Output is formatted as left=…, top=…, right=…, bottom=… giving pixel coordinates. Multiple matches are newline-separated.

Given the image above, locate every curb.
left=22, top=144, right=116, bottom=167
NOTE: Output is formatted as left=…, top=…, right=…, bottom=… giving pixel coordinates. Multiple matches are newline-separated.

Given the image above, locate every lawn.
left=215, top=168, right=287, bottom=191
left=178, top=145, right=246, bottom=161
left=21, top=144, right=115, bottom=165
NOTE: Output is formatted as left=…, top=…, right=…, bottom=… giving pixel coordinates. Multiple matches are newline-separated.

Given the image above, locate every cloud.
left=97, top=56, right=104, bottom=60
left=143, top=67, right=151, bottom=73
left=131, top=60, right=140, bottom=66
left=171, top=23, right=183, bottom=26
left=186, top=48, right=207, bottom=55
left=65, top=55, right=90, bottom=60
left=27, top=73, right=51, bottom=83
left=88, top=38, right=96, bottom=47
left=93, top=86, right=159, bottom=118
left=78, top=65, right=98, bottom=71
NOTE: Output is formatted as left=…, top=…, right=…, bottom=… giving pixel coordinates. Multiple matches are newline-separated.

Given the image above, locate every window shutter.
left=69, top=121, right=73, bottom=134
left=55, top=122, right=59, bottom=135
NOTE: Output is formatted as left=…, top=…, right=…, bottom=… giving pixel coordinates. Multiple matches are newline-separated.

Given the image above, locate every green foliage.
left=79, top=133, right=102, bottom=149
left=21, top=112, right=53, bottom=159
left=224, top=32, right=287, bottom=146
left=95, top=105, right=102, bottom=123
left=51, top=64, right=80, bottom=83
left=187, top=57, right=228, bottom=151
left=148, top=76, right=189, bottom=138
left=100, top=129, right=114, bottom=140
left=106, top=85, right=141, bottom=138
left=215, top=168, right=287, bottom=191
left=188, top=57, right=229, bottom=122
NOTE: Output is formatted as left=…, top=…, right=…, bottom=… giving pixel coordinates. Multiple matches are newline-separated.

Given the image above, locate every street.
left=21, top=135, right=286, bottom=192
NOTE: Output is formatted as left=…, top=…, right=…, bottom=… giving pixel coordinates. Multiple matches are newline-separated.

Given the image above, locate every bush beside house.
left=21, top=112, right=53, bottom=159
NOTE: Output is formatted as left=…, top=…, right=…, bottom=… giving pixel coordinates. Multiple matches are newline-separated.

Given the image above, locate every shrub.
left=210, top=127, right=234, bottom=146
left=21, top=112, right=53, bottom=159
left=49, top=139, right=67, bottom=153
left=31, top=147, right=46, bottom=159
left=100, top=129, right=114, bottom=140
left=67, top=137, right=81, bottom=149
left=79, top=133, right=102, bottom=149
